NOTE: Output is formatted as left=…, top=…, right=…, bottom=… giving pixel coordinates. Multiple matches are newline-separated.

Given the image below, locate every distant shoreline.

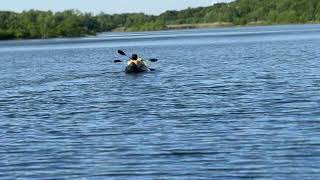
left=0, top=22, right=239, bottom=41
left=2, top=0, right=320, bottom=41
left=118, top=21, right=319, bottom=32
left=1, top=23, right=319, bottom=41
left=166, top=22, right=235, bottom=29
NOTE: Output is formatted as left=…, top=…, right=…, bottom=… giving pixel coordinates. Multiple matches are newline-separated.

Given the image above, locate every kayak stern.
left=125, top=62, right=149, bottom=73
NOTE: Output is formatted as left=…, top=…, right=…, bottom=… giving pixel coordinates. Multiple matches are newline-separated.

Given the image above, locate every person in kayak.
left=127, top=54, right=147, bottom=66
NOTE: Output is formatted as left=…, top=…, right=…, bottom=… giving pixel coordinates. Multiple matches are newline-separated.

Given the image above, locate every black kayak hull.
left=125, top=62, right=149, bottom=73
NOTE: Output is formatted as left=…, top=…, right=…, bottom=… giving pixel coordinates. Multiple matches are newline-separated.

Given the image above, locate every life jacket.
left=127, top=58, right=146, bottom=66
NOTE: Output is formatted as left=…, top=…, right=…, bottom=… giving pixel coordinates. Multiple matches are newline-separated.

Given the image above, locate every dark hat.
left=131, top=54, right=138, bottom=60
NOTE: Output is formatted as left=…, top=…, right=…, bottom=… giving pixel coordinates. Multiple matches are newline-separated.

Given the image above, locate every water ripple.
left=1, top=25, right=320, bottom=179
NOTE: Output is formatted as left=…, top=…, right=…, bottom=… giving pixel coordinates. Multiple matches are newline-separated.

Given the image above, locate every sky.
left=0, top=0, right=233, bottom=15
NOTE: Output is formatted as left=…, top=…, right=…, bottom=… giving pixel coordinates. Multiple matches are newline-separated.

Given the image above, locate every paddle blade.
left=114, top=60, right=123, bottom=63
left=149, top=58, right=158, bottom=62
left=118, top=50, right=126, bottom=56
left=149, top=68, right=156, bottom=71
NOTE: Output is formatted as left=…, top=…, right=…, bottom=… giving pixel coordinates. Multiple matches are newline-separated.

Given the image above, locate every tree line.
left=1, top=0, right=320, bottom=40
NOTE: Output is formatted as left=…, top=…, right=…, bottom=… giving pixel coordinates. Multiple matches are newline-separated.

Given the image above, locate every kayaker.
left=127, top=54, right=147, bottom=67
left=114, top=50, right=157, bottom=73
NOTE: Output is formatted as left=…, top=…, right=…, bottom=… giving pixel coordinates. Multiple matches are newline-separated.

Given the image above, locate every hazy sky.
left=0, top=0, right=233, bottom=15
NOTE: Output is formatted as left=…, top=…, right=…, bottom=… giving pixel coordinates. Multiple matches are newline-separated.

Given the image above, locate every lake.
left=1, top=24, right=320, bottom=179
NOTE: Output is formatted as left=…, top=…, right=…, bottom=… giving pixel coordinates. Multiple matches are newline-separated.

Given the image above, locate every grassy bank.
left=1, top=0, right=320, bottom=40
left=166, top=22, right=234, bottom=30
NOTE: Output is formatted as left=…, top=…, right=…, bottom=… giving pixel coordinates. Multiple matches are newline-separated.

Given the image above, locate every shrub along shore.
left=1, top=0, right=320, bottom=40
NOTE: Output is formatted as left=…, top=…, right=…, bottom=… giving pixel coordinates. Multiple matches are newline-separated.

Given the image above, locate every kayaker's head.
left=131, top=54, right=138, bottom=60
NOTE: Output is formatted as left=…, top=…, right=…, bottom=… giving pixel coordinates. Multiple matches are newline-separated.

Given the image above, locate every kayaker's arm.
left=127, top=59, right=134, bottom=65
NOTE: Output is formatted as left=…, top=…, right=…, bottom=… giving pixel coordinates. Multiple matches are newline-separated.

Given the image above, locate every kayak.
left=125, top=62, right=149, bottom=73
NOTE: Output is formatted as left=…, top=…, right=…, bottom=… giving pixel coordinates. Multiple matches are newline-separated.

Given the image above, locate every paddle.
left=118, top=49, right=158, bottom=62
left=149, top=58, right=158, bottom=62
left=117, top=49, right=157, bottom=71
left=118, top=50, right=128, bottom=57
left=115, top=58, right=156, bottom=63
left=114, top=60, right=123, bottom=63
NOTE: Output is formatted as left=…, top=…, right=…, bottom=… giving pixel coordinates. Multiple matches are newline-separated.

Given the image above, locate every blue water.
left=1, top=24, right=320, bottom=179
